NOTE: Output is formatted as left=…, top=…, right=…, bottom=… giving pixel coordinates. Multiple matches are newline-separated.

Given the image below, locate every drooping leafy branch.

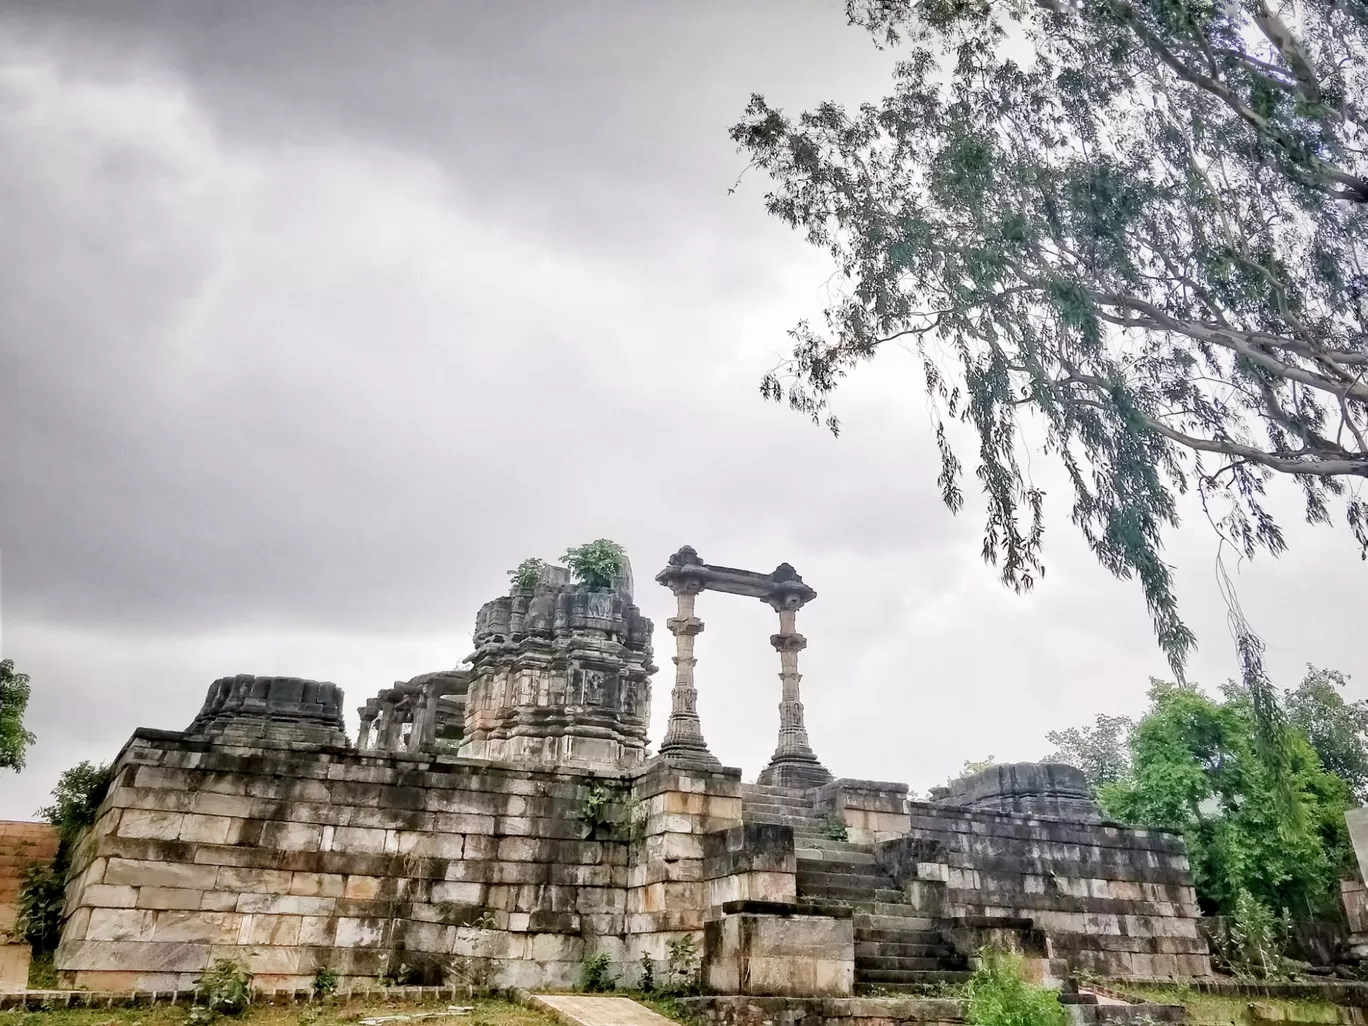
left=731, top=0, right=1367, bottom=699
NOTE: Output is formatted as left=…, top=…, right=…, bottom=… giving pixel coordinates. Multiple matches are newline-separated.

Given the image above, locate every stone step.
left=796, top=864, right=895, bottom=886
left=798, top=883, right=907, bottom=904
left=855, top=969, right=973, bottom=987
left=741, top=784, right=813, bottom=799
left=794, top=838, right=874, bottom=854
left=853, top=977, right=970, bottom=996
left=740, top=793, right=818, bottom=811
left=854, top=940, right=957, bottom=960
left=742, top=802, right=824, bottom=819
left=855, top=928, right=948, bottom=946
left=794, top=847, right=878, bottom=867
left=854, top=912, right=941, bottom=933
left=855, top=955, right=956, bottom=973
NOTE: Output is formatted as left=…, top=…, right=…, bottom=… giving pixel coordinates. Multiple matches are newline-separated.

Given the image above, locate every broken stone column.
left=458, top=560, right=656, bottom=770
left=185, top=674, right=349, bottom=747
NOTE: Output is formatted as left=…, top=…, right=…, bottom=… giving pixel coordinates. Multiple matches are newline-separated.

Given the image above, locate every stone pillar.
left=658, top=582, right=720, bottom=766
left=357, top=702, right=378, bottom=750
left=757, top=601, right=831, bottom=788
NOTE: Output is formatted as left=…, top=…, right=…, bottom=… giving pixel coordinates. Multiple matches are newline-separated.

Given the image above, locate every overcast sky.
left=2, top=1, right=1365, bottom=820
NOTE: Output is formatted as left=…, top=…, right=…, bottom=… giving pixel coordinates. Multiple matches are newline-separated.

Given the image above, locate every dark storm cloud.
left=2, top=1, right=1364, bottom=824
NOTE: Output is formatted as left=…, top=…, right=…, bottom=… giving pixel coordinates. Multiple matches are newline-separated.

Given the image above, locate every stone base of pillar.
left=655, top=742, right=722, bottom=770
left=757, top=752, right=833, bottom=789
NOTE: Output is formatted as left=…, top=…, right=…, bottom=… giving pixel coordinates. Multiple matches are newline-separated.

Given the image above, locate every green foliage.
left=818, top=813, right=849, bottom=841
left=579, top=953, right=616, bottom=992
left=637, top=952, right=656, bottom=993
left=1285, top=665, right=1368, bottom=804
left=26, top=951, right=57, bottom=990
left=561, top=539, right=628, bottom=592
left=578, top=783, right=615, bottom=836
left=1211, top=889, right=1291, bottom=979
left=15, top=862, right=65, bottom=953
left=1099, top=679, right=1353, bottom=919
left=193, top=958, right=253, bottom=1019
left=311, top=965, right=338, bottom=999
left=1046, top=714, right=1135, bottom=792
left=0, top=658, right=36, bottom=772
left=950, top=757, right=997, bottom=785
left=665, top=934, right=702, bottom=995
left=508, top=557, right=547, bottom=592
left=39, top=761, right=113, bottom=845
left=964, top=948, right=1067, bottom=1026
left=732, top=0, right=1368, bottom=701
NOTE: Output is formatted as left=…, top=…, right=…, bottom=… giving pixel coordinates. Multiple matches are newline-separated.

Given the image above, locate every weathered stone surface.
left=704, top=913, right=854, bottom=997
left=933, top=762, right=1099, bottom=822
left=186, top=675, right=348, bottom=748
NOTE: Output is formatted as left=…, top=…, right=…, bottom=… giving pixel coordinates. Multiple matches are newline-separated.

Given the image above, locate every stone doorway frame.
left=652, top=545, right=832, bottom=788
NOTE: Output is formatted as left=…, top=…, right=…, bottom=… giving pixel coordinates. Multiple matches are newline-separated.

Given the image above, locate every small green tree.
left=1100, top=679, right=1353, bottom=919
left=1046, top=714, right=1135, bottom=792
left=508, top=557, right=547, bottom=591
left=39, top=761, right=113, bottom=844
left=561, top=539, right=628, bottom=591
left=13, top=863, right=64, bottom=953
left=1285, top=665, right=1368, bottom=804
left=0, top=659, right=36, bottom=771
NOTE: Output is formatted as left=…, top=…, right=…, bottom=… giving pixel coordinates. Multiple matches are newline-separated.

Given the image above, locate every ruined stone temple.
left=52, top=547, right=1212, bottom=994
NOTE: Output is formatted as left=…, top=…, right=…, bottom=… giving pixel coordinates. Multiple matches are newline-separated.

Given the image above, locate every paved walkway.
left=528, top=995, right=678, bottom=1026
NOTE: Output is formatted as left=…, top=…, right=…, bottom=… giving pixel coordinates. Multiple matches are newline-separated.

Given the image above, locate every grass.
left=0, top=998, right=557, bottom=1026
left=1121, top=984, right=1346, bottom=1025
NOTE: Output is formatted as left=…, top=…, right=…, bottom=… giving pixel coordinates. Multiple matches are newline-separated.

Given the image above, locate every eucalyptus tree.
left=731, top=0, right=1366, bottom=748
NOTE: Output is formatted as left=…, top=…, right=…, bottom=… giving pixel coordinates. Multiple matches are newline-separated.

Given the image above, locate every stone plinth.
left=703, top=824, right=797, bottom=919
left=459, top=565, right=656, bottom=771
left=933, top=762, right=1099, bottom=822
left=703, top=911, right=853, bottom=996
left=186, top=675, right=348, bottom=747
left=815, top=780, right=910, bottom=845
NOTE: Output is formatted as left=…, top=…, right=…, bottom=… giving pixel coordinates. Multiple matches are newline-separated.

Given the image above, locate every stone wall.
left=1, top=821, right=60, bottom=992
left=54, top=730, right=741, bottom=992
left=880, top=803, right=1210, bottom=977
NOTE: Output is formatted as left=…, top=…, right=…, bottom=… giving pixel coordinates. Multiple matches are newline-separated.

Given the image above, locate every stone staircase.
left=740, top=784, right=970, bottom=994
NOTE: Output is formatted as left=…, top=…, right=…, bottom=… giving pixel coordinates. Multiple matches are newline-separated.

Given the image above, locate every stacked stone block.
left=885, top=802, right=1210, bottom=977
left=53, top=727, right=747, bottom=992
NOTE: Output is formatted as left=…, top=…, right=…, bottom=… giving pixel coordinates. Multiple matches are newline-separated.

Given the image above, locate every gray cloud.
left=2, top=2, right=1365, bottom=821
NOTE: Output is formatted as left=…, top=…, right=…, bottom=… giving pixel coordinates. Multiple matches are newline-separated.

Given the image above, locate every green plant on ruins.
left=1099, top=678, right=1354, bottom=920
left=665, top=934, right=702, bottom=996
left=818, top=813, right=848, bottom=841
left=310, top=965, right=338, bottom=999
left=16, top=759, right=116, bottom=958
left=964, top=948, right=1067, bottom=1026
left=190, top=958, right=253, bottom=1024
left=579, top=952, right=616, bottom=992
left=508, top=557, right=547, bottom=592
left=561, top=539, right=628, bottom=592
left=14, top=862, right=64, bottom=954
left=637, top=952, right=656, bottom=993
left=1221, top=889, right=1291, bottom=979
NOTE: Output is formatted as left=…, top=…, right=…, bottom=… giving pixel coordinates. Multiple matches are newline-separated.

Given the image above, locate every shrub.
left=580, top=952, right=615, bottom=992
left=638, top=952, right=655, bottom=993
left=665, top=935, right=701, bottom=995
left=964, top=948, right=1066, bottom=1026
left=561, top=540, right=628, bottom=591
left=193, top=958, right=253, bottom=1019
left=818, top=814, right=848, bottom=841
left=1224, top=889, right=1290, bottom=979
left=311, top=965, right=337, bottom=999
left=508, top=558, right=547, bottom=591
left=15, top=862, right=64, bottom=953
left=39, top=761, right=113, bottom=844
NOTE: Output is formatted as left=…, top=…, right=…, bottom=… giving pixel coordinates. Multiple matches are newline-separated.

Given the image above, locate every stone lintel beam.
left=655, top=545, right=817, bottom=609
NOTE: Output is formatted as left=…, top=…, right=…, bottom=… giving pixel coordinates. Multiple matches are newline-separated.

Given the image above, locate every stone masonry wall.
left=1, top=821, right=61, bottom=992
left=54, top=730, right=741, bottom=992
left=882, top=803, right=1210, bottom=977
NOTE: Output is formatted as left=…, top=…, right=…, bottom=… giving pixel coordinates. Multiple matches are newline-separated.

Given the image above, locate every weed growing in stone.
left=190, top=958, right=253, bottom=1025
left=637, top=953, right=655, bottom=993
left=579, top=953, right=615, bottom=992
left=664, top=936, right=700, bottom=995
left=964, top=949, right=1065, bottom=1026
left=311, top=966, right=338, bottom=1000
left=817, top=814, right=848, bottom=842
